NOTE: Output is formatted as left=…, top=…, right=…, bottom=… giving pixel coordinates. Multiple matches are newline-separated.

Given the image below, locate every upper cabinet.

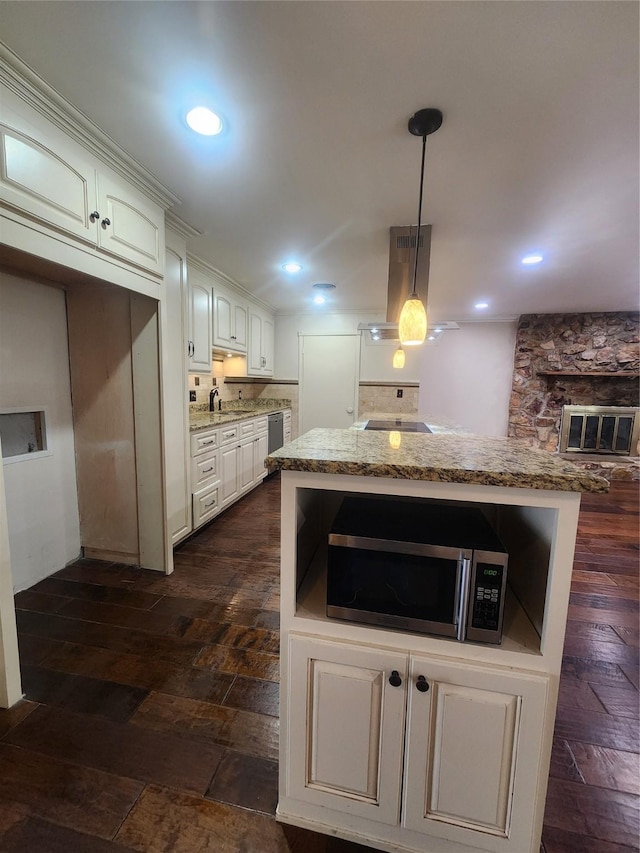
left=0, top=120, right=164, bottom=276
left=187, top=267, right=213, bottom=373
left=213, top=283, right=248, bottom=353
left=0, top=48, right=177, bottom=292
left=248, top=306, right=275, bottom=377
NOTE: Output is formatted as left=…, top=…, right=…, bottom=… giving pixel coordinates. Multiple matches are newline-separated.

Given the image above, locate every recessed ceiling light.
left=521, top=253, right=543, bottom=265
left=282, top=262, right=303, bottom=273
left=186, top=106, right=223, bottom=136
left=313, top=294, right=326, bottom=305
left=427, top=335, right=436, bottom=341
left=475, top=302, right=489, bottom=310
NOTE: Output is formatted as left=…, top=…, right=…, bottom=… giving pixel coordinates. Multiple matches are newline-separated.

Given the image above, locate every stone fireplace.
left=508, top=312, right=639, bottom=478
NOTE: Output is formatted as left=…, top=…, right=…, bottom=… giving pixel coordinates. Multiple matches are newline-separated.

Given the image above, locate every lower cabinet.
left=285, top=635, right=548, bottom=853
left=219, top=417, right=269, bottom=511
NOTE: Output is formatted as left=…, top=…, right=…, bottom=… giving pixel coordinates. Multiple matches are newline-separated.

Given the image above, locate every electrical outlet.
left=397, top=389, right=403, bottom=398
left=189, top=391, right=197, bottom=402
left=194, top=377, right=200, bottom=386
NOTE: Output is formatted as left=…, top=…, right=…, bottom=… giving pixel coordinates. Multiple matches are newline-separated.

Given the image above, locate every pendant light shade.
left=398, top=108, right=442, bottom=347
left=392, top=345, right=406, bottom=368
left=398, top=297, right=427, bottom=347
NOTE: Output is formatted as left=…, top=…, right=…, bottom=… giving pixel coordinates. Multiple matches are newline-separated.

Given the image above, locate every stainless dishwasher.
left=268, top=411, right=284, bottom=453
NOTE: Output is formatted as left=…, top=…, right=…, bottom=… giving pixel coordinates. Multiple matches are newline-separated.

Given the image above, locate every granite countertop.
left=189, top=399, right=291, bottom=433
left=266, top=427, right=609, bottom=492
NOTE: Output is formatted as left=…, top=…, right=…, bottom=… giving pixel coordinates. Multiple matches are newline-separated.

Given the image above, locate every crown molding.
left=165, top=211, right=201, bottom=240
left=186, top=252, right=275, bottom=313
left=0, top=41, right=181, bottom=210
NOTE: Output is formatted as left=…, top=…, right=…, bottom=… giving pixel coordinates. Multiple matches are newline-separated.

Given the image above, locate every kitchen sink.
left=218, top=409, right=255, bottom=415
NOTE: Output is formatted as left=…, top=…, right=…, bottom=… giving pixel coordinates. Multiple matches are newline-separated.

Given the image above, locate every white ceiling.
left=1, top=1, right=638, bottom=321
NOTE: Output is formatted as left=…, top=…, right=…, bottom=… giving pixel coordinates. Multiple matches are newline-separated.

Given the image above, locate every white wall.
left=0, top=270, right=81, bottom=591
left=418, top=322, right=518, bottom=436
left=274, top=311, right=422, bottom=382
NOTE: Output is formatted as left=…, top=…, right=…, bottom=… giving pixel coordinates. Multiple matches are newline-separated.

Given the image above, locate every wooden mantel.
left=537, top=370, right=639, bottom=378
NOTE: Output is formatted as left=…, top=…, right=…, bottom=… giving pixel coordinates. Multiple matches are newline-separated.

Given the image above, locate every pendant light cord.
left=411, top=133, right=428, bottom=298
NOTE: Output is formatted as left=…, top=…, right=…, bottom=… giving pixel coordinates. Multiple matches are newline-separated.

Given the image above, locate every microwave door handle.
left=456, top=557, right=472, bottom=641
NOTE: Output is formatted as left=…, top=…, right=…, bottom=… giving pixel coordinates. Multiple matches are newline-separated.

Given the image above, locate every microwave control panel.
left=466, top=557, right=508, bottom=644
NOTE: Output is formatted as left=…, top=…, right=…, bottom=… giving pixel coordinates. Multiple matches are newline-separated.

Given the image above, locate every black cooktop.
left=364, top=420, right=432, bottom=433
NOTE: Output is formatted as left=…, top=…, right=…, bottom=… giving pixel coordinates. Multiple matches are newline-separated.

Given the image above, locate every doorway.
left=298, top=334, right=360, bottom=434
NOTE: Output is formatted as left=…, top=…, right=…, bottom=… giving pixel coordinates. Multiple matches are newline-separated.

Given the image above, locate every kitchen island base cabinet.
left=283, top=634, right=548, bottom=853
left=271, top=461, right=596, bottom=853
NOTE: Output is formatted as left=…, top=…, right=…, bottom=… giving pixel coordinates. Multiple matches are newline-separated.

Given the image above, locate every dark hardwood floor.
left=0, top=475, right=637, bottom=852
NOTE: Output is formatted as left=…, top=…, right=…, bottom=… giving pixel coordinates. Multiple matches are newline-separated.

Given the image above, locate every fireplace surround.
left=559, top=405, right=639, bottom=456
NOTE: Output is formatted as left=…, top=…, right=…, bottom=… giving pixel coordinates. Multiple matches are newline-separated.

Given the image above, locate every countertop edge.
left=264, top=457, right=609, bottom=493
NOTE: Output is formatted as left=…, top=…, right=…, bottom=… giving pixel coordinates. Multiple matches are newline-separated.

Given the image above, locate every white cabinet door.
left=287, top=635, right=407, bottom=826
left=220, top=443, right=240, bottom=508
left=213, top=286, right=247, bottom=353
left=262, top=315, right=274, bottom=375
left=248, top=310, right=263, bottom=374
left=253, top=431, right=268, bottom=482
left=248, top=307, right=275, bottom=377
left=214, top=290, right=233, bottom=348
left=188, top=271, right=212, bottom=373
left=0, top=120, right=98, bottom=244
left=163, top=245, right=192, bottom=544
left=239, top=438, right=255, bottom=494
left=403, top=655, right=548, bottom=852
left=96, top=172, right=164, bottom=276
left=233, top=301, right=248, bottom=350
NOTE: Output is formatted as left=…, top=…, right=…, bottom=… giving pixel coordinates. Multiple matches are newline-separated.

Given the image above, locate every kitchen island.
left=267, top=428, right=606, bottom=853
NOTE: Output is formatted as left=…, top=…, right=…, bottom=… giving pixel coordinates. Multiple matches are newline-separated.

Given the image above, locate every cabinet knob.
left=416, top=675, right=430, bottom=693
left=89, top=210, right=100, bottom=222
left=388, top=670, right=402, bottom=688
left=101, top=217, right=111, bottom=228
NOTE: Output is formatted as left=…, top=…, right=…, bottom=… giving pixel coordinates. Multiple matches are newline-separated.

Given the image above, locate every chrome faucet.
left=209, top=388, right=220, bottom=412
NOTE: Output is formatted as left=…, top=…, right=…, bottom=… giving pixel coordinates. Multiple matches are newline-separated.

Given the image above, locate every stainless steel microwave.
left=327, top=497, right=508, bottom=644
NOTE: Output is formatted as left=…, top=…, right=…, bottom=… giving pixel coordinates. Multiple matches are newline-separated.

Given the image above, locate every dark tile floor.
left=0, top=475, right=637, bottom=852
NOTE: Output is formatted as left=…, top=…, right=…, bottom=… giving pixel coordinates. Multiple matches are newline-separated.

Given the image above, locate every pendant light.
left=398, top=108, right=443, bottom=346
left=392, top=346, right=405, bottom=368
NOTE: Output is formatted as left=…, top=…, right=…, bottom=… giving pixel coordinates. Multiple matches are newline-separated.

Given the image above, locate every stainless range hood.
left=359, top=225, right=458, bottom=341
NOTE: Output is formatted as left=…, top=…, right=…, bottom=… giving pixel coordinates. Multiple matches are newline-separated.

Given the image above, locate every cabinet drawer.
left=220, top=424, right=239, bottom=445
left=191, top=428, right=219, bottom=456
left=239, top=419, right=257, bottom=439
left=193, top=483, right=219, bottom=528
left=284, top=427, right=292, bottom=444
left=191, top=448, right=220, bottom=490
left=284, top=410, right=292, bottom=423
left=254, top=416, right=268, bottom=434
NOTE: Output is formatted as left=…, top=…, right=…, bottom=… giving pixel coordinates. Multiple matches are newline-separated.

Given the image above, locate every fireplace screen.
left=559, top=406, right=640, bottom=456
